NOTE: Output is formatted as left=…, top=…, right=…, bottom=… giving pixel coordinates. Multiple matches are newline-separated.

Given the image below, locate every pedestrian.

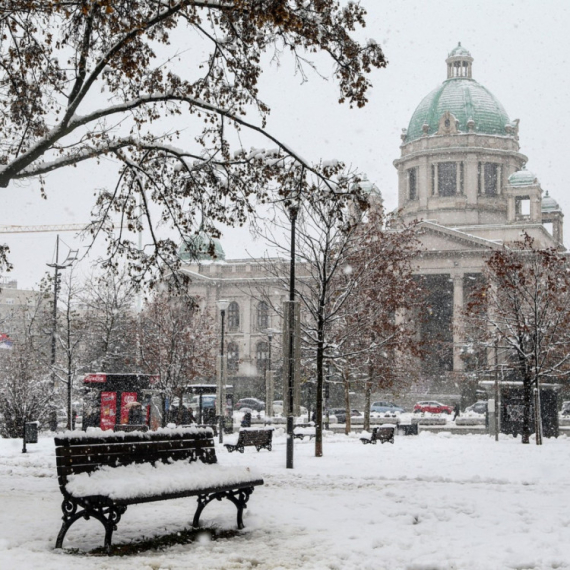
left=241, top=412, right=252, bottom=428
left=185, top=407, right=197, bottom=424
left=452, top=403, right=460, bottom=421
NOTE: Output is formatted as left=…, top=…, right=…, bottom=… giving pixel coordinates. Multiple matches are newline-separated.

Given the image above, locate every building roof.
left=541, top=191, right=561, bottom=213
left=405, top=46, right=511, bottom=143
left=508, top=169, right=537, bottom=187
left=448, top=42, right=471, bottom=58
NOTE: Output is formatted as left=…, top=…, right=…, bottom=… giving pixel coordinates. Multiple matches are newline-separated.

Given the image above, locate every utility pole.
left=47, top=235, right=78, bottom=431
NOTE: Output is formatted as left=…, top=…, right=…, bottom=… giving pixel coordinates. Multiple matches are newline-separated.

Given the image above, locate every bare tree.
left=0, top=287, right=52, bottom=437
left=138, top=291, right=216, bottom=425
left=80, top=269, right=138, bottom=372
left=53, top=268, right=88, bottom=429
left=465, top=234, right=570, bottom=444
left=328, top=208, right=423, bottom=432
left=0, top=1, right=386, bottom=279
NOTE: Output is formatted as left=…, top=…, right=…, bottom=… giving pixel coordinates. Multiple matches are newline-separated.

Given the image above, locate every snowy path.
left=1, top=432, right=569, bottom=569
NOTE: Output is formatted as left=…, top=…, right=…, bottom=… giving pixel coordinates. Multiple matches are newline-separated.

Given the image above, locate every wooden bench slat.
left=56, top=438, right=213, bottom=459
left=56, top=449, right=202, bottom=469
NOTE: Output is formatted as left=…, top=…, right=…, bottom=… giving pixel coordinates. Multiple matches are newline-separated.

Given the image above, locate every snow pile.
left=65, top=459, right=262, bottom=500
left=56, top=425, right=214, bottom=440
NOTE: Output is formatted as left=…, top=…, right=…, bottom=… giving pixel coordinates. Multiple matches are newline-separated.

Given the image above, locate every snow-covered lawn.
left=1, top=430, right=569, bottom=570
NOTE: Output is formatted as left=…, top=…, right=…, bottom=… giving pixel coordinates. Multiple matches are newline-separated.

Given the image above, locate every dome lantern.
left=446, top=42, right=473, bottom=79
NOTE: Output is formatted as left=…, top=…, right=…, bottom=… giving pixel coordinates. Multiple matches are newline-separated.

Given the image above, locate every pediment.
left=415, top=222, right=502, bottom=253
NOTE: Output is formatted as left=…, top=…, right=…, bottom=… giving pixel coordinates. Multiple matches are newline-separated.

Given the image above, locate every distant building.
left=394, top=44, right=563, bottom=389
left=0, top=278, right=39, bottom=342
left=182, top=44, right=565, bottom=398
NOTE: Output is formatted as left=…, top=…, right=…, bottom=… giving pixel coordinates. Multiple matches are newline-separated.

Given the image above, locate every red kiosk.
left=82, top=373, right=159, bottom=431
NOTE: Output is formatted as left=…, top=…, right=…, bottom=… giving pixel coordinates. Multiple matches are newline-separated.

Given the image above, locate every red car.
left=413, top=401, right=453, bottom=414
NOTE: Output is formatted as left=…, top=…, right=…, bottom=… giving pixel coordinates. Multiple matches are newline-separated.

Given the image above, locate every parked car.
left=330, top=408, right=362, bottom=423
left=189, top=395, right=216, bottom=409
left=465, top=401, right=488, bottom=415
left=413, top=401, right=453, bottom=414
left=271, top=400, right=308, bottom=417
left=561, top=401, right=570, bottom=416
left=371, top=401, right=405, bottom=414
left=235, top=397, right=265, bottom=412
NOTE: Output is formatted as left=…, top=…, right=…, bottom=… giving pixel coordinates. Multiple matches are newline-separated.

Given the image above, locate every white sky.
left=3, top=0, right=570, bottom=289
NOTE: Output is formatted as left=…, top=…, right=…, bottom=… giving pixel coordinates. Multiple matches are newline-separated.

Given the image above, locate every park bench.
left=54, top=427, right=264, bottom=554
left=224, top=428, right=273, bottom=453
left=360, top=425, right=396, bottom=445
left=293, top=425, right=316, bottom=441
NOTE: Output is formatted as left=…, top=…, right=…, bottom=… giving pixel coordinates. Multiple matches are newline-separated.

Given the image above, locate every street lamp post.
left=47, top=234, right=78, bottom=431
left=264, top=328, right=279, bottom=420
left=216, top=299, right=230, bottom=444
left=286, top=200, right=299, bottom=469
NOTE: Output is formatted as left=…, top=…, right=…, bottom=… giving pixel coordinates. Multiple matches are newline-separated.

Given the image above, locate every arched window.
left=256, top=341, right=269, bottom=373
left=228, top=301, right=240, bottom=331
left=227, top=342, right=239, bottom=374
left=257, top=301, right=269, bottom=330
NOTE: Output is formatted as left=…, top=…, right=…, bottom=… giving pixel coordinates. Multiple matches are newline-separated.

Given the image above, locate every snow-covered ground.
left=1, top=430, right=569, bottom=570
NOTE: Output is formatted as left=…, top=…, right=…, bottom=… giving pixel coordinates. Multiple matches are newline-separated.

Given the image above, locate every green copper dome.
left=508, top=169, right=537, bottom=187
left=179, top=232, right=225, bottom=262
left=405, top=46, right=511, bottom=143
left=541, top=191, right=561, bottom=213
left=448, top=42, right=471, bottom=58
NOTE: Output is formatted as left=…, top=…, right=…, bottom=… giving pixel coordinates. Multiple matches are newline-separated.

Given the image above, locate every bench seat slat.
left=56, top=449, right=202, bottom=470
left=56, top=439, right=212, bottom=460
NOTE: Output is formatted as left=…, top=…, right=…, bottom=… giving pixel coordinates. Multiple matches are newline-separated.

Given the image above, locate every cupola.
left=446, top=42, right=473, bottom=79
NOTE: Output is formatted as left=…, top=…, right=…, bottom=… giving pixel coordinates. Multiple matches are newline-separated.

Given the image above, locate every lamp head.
left=217, top=299, right=230, bottom=312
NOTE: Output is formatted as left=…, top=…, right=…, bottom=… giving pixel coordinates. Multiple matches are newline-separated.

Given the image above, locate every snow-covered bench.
left=54, top=427, right=263, bottom=553
left=224, top=427, right=273, bottom=453
left=360, top=425, right=396, bottom=445
left=293, top=425, right=316, bottom=441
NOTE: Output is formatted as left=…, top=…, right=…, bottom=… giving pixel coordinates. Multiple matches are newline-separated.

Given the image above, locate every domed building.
left=394, top=44, right=564, bottom=385
left=179, top=44, right=565, bottom=403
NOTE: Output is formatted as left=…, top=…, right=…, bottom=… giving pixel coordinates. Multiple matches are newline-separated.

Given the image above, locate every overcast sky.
left=3, top=0, right=570, bottom=289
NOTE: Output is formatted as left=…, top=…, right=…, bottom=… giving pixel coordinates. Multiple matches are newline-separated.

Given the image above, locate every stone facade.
left=182, top=44, right=565, bottom=399
left=394, top=44, right=564, bottom=389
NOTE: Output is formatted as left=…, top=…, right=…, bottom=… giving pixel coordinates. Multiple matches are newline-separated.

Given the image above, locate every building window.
left=438, top=162, right=457, bottom=196
left=228, top=301, right=240, bottom=331
left=227, top=342, right=239, bottom=374
left=256, top=301, right=269, bottom=330
left=256, top=341, right=269, bottom=373
left=478, top=162, right=500, bottom=196
left=408, top=167, right=417, bottom=200
left=484, top=163, right=499, bottom=196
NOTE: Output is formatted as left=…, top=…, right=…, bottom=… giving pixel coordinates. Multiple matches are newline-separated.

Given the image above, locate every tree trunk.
left=534, top=384, right=542, bottom=445
left=364, top=363, right=373, bottom=431
left=363, top=378, right=372, bottom=432
left=315, top=318, right=324, bottom=457
left=344, top=376, right=351, bottom=435
left=522, top=375, right=532, bottom=444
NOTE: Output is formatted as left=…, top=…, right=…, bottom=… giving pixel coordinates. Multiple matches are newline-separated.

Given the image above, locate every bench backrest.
left=237, top=429, right=272, bottom=446
left=55, top=428, right=216, bottom=491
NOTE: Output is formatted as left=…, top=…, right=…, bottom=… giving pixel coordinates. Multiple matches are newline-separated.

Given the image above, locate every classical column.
left=419, top=156, right=429, bottom=208
left=397, top=165, right=406, bottom=208
left=465, top=155, right=478, bottom=204
left=433, top=163, right=439, bottom=196
left=452, top=274, right=465, bottom=372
